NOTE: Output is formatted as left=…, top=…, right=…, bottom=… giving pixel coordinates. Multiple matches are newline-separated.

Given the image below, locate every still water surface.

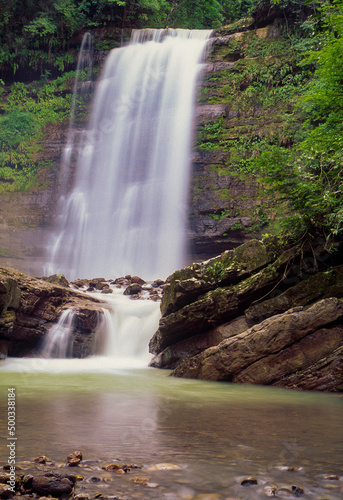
left=0, top=361, right=342, bottom=499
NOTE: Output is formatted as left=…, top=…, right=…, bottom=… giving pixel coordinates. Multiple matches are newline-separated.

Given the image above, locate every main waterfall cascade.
left=46, top=28, right=213, bottom=282
left=43, top=29, right=212, bottom=363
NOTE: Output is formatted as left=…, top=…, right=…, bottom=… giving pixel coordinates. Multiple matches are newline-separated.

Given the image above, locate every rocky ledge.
left=0, top=266, right=108, bottom=358
left=149, top=239, right=343, bottom=392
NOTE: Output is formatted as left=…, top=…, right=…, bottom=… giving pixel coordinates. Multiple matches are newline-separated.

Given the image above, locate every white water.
left=46, top=28, right=212, bottom=281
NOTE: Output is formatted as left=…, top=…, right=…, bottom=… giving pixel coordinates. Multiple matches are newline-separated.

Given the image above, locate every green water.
left=0, top=361, right=342, bottom=499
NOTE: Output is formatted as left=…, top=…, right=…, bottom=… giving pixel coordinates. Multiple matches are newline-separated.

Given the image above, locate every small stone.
left=74, top=495, right=90, bottom=500
left=148, top=463, right=181, bottom=471
left=67, top=451, right=83, bottom=467
left=241, top=476, right=258, bottom=486
left=292, top=485, right=304, bottom=496
left=0, top=484, right=14, bottom=498
left=264, top=485, right=277, bottom=497
left=89, top=477, right=101, bottom=483
left=131, top=276, right=146, bottom=285
left=123, top=283, right=142, bottom=295
left=34, top=456, right=54, bottom=465
left=193, top=494, right=223, bottom=500
left=325, top=474, right=339, bottom=480
left=101, top=464, right=121, bottom=471
left=22, top=475, right=34, bottom=491
left=152, top=279, right=164, bottom=288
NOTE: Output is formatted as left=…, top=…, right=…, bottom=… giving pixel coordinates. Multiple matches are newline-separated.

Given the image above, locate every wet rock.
left=264, top=484, right=278, bottom=496
left=88, top=476, right=101, bottom=483
left=31, top=474, right=74, bottom=497
left=67, top=451, right=83, bottom=466
left=42, top=274, right=70, bottom=288
left=21, top=475, right=34, bottom=491
left=152, top=279, right=164, bottom=288
left=240, top=476, right=258, bottom=486
left=114, top=277, right=130, bottom=286
left=74, top=494, right=90, bottom=500
left=148, top=463, right=181, bottom=471
left=101, top=464, right=121, bottom=471
left=101, top=288, right=113, bottom=294
left=34, top=455, right=54, bottom=465
left=160, top=239, right=272, bottom=317
left=131, top=276, right=146, bottom=285
left=123, top=283, right=142, bottom=295
left=0, top=484, right=14, bottom=498
left=245, top=266, right=343, bottom=325
left=291, top=485, right=304, bottom=496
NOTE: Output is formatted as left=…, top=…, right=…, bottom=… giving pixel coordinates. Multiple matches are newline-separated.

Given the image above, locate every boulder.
left=0, top=266, right=107, bottom=358
left=160, top=239, right=272, bottom=316
left=150, top=246, right=297, bottom=354
left=31, top=473, right=74, bottom=497
left=171, top=298, right=343, bottom=391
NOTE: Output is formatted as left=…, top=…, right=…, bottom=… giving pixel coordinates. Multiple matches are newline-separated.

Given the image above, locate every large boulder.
left=149, top=245, right=297, bottom=354
left=171, top=298, right=343, bottom=392
left=0, top=266, right=107, bottom=357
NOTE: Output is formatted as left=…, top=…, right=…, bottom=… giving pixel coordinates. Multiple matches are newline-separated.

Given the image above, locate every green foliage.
left=255, top=0, right=343, bottom=242
left=0, top=71, right=77, bottom=191
left=205, top=260, right=227, bottom=279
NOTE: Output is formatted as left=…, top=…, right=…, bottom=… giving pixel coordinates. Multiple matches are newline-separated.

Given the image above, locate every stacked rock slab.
left=149, top=239, right=343, bottom=392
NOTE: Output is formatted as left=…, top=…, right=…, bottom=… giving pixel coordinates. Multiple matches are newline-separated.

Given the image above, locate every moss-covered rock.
left=161, top=239, right=271, bottom=316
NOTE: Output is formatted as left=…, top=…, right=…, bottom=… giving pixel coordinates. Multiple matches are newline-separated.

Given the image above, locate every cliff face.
left=188, top=18, right=306, bottom=261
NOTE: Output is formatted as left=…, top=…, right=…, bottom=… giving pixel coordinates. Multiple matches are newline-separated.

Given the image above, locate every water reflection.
left=0, top=367, right=342, bottom=499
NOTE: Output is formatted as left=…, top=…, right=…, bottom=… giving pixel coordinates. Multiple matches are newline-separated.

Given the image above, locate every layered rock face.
left=0, top=266, right=106, bottom=358
left=149, top=239, right=343, bottom=392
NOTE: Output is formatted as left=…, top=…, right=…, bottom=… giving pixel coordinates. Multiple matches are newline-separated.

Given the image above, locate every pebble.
left=240, top=476, right=258, bottom=486
left=67, top=451, right=83, bottom=467
left=148, top=463, right=181, bottom=471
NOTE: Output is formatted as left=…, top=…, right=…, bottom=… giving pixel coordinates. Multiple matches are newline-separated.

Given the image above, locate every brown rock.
left=67, top=451, right=83, bottom=466
left=32, top=474, right=74, bottom=496
left=171, top=298, right=343, bottom=390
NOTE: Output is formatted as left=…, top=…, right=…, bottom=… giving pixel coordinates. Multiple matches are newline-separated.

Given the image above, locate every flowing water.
left=46, top=28, right=212, bottom=281
left=0, top=365, right=342, bottom=499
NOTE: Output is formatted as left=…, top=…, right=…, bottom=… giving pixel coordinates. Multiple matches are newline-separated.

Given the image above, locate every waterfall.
left=40, top=308, right=75, bottom=358
left=59, top=32, right=94, bottom=194
left=46, top=28, right=212, bottom=281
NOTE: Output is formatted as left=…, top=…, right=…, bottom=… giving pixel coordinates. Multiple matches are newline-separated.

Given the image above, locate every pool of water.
left=0, top=359, right=342, bottom=499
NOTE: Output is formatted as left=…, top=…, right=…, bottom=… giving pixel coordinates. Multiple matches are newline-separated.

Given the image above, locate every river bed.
left=0, top=360, right=342, bottom=499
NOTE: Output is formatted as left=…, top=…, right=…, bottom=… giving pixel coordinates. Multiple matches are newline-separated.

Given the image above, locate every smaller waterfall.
left=40, top=287, right=161, bottom=367
left=41, top=309, right=75, bottom=358
left=59, top=32, right=94, bottom=194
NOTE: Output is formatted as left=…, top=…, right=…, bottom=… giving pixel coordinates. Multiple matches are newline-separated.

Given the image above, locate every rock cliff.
left=149, top=239, right=343, bottom=392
